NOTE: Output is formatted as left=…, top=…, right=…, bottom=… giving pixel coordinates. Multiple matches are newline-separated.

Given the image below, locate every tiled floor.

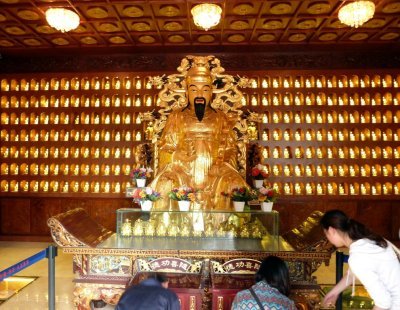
left=0, top=241, right=339, bottom=309
left=0, top=242, right=74, bottom=310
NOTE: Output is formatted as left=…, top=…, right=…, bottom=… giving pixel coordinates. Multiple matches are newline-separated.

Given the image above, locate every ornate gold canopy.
left=140, top=55, right=262, bottom=177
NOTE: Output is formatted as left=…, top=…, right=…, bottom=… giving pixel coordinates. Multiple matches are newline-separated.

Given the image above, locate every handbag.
left=249, top=287, right=264, bottom=310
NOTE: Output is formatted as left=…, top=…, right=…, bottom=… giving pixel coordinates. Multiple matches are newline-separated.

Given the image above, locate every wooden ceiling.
left=0, top=0, right=399, bottom=55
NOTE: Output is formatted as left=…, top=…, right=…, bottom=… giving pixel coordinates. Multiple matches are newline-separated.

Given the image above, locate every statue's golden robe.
left=143, top=55, right=258, bottom=211
left=150, top=107, right=248, bottom=210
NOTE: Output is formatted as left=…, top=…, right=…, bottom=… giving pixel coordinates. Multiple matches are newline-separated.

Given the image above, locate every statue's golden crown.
left=186, top=57, right=213, bottom=84
left=186, top=68, right=212, bottom=84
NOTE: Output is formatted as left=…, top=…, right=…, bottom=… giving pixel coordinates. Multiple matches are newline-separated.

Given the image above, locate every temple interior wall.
left=1, top=52, right=399, bottom=242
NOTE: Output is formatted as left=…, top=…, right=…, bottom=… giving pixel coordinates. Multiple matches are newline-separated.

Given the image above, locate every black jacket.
left=116, top=278, right=180, bottom=310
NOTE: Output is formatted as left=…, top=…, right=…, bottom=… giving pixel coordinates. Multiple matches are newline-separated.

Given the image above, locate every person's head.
left=185, top=65, right=213, bottom=121
left=320, top=209, right=386, bottom=248
left=148, top=273, right=169, bottom=289
left=255, top=256, right=291, bottom=297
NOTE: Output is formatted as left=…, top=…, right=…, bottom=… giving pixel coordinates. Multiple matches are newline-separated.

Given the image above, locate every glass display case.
left=113, top=208, right=280, bottom=251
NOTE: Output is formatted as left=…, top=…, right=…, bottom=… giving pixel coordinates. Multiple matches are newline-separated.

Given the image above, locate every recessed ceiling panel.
left=0, top=0, right=398, bottom=53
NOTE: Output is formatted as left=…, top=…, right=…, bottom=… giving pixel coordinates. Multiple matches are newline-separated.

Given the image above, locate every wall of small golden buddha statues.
left=1, top=71, right=399, bottom=199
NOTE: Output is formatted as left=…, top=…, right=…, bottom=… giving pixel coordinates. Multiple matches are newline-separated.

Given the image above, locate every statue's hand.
left=209, top=164, right=220, bottom=176
left=159, top=143, right=176, bottom=153
left=214, top=156, right=225, bottom=166
left=172, top=150, right=195, bottom=163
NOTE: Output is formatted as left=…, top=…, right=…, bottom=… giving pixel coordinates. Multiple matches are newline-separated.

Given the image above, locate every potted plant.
left=222, top=186, right=256, bottom=211
left=130, top=167, right=153, bottom=187
left=251, top=164, right=269, bottom=188
left=258, top=187, right=278, bottom=212
left=131, top=187, right=161, bottom=211
left=168, top=186, right=197, bottom=211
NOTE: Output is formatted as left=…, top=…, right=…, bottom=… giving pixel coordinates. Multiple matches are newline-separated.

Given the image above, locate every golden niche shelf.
left=0, top=73, right=161, bottom=196
left=1, top=71, right=400, bottom=198
left=242, top=71, right=400, bottom=198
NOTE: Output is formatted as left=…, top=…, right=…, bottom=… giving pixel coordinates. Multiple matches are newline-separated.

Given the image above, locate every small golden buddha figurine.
left=144, top=220, right=156, bottom=237
left=181, top=222, right=192, bottom=237
left=156, top=222, right=167, bottom=236
left=204, top=223, right=214, bottom=238
left=251, top=226, right=262, bottom=239
left=240, top=226, right=250, bottom=238
left=167, top=220, right=180, bottom=237
left=121, top=219, right=132, bottom=237
left=226, top=224, right=238, bottom=238
left=145, top=122, right=154, bottom=140
left=192, top=229, right=203, bottom=238
left=216, top=226, right=226, bottom=238
left=247, top=122, right=258, bottom=140
left=132, top=220, right=144, bottom=236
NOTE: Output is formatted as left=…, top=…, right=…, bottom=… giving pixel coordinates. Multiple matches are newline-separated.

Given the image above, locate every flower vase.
left=261, top=202, right=273, bottom=212
left=233, top=201, right=245, bottom=212
left=178, top=200, right=191, bottom=211
left=140, top=200, right=153, bottom=211
left=136, top=178, right=146, bottom=188
left=253, top=179, right=264, bottom=189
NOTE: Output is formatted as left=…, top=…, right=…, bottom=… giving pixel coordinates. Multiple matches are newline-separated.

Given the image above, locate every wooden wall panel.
left=87, top=199, right=131, bottom=231
left=275, top=199, right=398, bottom=241
left=0, top=198, right=31, bottom=234
left=355, top=202, right=393, bottom=238
left=392, top=205, right=400, bottom=240
left=0, top=197, right=130, bottom=238
left=0, top=197, right=399, bottom=241
left=30, top=198, right=62, bottom=235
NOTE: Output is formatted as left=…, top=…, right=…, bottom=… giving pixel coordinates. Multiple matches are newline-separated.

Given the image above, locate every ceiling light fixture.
left=45, top=8, right=80, bottom=33
left=191, top=3, right=222, bottom=31
left=338, top=1, right=375, bottom=28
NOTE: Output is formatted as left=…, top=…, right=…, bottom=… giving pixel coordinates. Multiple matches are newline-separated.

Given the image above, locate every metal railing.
left=0, top=245, right=57, bottom=310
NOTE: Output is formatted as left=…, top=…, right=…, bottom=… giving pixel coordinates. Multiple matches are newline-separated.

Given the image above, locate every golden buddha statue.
left=143, top=56, right=259, bottom=210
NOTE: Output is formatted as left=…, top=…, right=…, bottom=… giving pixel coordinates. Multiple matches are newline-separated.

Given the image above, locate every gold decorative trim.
left=63, top=247, right=331, bottom=264
left=47, top=217, right=86, bottom=247
left=47, top=208, right=113, bottom=247
left=74, top=282, right=125, bottom=308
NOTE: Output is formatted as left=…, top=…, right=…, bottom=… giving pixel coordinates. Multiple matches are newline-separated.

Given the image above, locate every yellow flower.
left=188, top=193, right=195, bottom=201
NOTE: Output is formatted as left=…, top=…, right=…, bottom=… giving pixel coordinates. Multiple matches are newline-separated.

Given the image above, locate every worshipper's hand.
left=322, top=276, right=349, bottom=308
left=321, top=290, right=338, bottom=308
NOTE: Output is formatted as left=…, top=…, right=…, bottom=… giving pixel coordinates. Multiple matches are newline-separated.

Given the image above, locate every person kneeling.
left=231, top=256, right=296, bottom=310
left=116, top=273, right=180, bottom=310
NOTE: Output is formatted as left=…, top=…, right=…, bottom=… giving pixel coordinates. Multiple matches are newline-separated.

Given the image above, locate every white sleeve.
left=349, top=255, right=392, bottom=309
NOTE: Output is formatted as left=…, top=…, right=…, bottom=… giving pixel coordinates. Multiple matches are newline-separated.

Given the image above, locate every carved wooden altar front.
left=48, top=208, right=333, bottom=310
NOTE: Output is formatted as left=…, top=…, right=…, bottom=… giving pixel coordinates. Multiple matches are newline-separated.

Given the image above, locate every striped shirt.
left=231, top=281, right=296, bottom=310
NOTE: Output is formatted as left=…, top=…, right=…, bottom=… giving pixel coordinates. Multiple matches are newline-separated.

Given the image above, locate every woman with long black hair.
left=320, top=209, right=400, bottom=310
left=231, top=256, right=296, bottom=309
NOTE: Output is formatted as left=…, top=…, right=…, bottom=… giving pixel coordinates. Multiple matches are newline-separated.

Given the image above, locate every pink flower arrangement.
left=130, top=167, right=152, bottom=180
left=221, top=186, right=256, bottom=202
left=251, top=164, right=268, bottom=180
left=258, top=187, right=278, bottom=203
left=168, top=186, right=197, bottom=202
left=131, top=187, right=161, bottom=202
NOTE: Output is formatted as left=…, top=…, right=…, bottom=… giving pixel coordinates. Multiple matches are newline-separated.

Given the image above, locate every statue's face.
left=187, top=81, right=212, bottom=121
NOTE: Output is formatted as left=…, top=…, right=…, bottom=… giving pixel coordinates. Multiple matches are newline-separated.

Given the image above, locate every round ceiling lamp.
left=191, top=3, right=222, bottom=31
left=45, top=8, right=80, bottom=33
left=338, top=1, right=375, bottom=28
